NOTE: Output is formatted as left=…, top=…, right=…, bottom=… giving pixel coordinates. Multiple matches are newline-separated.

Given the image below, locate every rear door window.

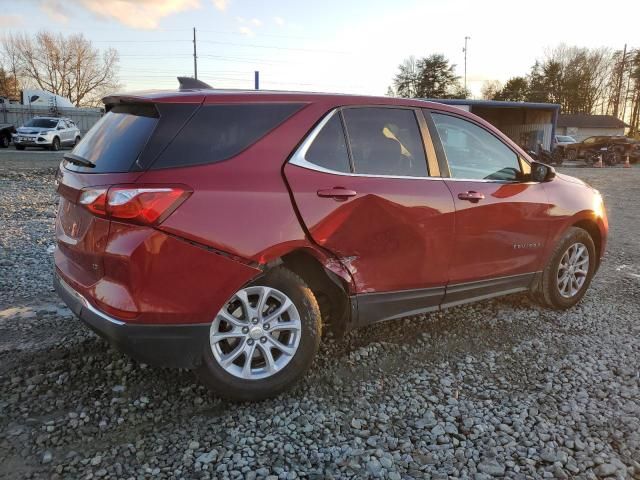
left=151, top=103, right=303, bottom=169
left=341, top=107, right=428, bottom=177
left=66, top=104, right=159, bottom=173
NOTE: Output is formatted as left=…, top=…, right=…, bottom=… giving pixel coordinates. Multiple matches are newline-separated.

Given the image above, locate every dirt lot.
left=0, top=150, right=639, bottom=480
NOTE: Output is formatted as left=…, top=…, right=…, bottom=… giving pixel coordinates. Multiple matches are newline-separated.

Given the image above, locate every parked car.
left=554, top=135, right=577, bottom=146
left=54, top=81, right=608, bottom=401
left=563, top=135, right=639, bottom=161
left=13, top=117, right=81, bottom=151
left=0, top=123, right=16, bottom=148
left=553, top=135, right=576, bottom=158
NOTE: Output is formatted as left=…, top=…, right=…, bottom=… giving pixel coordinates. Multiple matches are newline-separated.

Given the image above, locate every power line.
left=197, top=39, right=348, bottom=55
left=92, top=39, right=190, bottom=43
left=118, top=54, right=192, bottom=57
left=196, top=28, right=315, bottom=41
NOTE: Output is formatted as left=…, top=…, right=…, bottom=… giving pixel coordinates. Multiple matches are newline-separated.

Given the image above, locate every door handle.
left=317, top=187, right=357, bottom=201
left=458, top=191, right=485, bottom=202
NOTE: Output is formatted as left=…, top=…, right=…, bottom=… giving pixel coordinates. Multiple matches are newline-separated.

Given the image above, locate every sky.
left=0, top=0, right=638, bottom=98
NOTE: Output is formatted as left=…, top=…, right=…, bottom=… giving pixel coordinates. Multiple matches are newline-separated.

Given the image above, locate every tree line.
left=390, top=45, right=640, bottom=136
left=0, top=31, right=120, bottom=107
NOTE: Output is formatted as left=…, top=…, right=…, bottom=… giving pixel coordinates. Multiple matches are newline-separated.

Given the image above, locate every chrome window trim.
left=289, top=108, right=438, bottom=181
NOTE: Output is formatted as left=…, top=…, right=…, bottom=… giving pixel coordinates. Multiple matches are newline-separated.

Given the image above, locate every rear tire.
left=531, top=227, right=596, bottom=310
left=197, top=267, right=321, bottom=401
left=0, top=134, right=9, bottom=148
left=74, top=136, right=81, bottom=146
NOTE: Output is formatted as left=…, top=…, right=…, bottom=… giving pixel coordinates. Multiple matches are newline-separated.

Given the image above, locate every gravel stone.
left=595, top=463, right=617, bottom=477
left=478, top=460, right=506, bottom=476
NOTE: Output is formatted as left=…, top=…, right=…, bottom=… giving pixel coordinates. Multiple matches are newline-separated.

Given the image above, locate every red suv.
left=54, top=80, right=608, bottom=401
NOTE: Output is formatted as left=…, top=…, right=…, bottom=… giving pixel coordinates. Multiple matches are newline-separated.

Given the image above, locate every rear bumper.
left=54, top=273, right=209, bottom=368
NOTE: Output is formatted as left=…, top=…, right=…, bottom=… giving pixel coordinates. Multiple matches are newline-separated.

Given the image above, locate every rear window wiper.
left=63, top=153, right=96, bottom=168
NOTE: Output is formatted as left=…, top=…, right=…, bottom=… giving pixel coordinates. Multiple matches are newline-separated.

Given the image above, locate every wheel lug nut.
left=260, top=337, right=267, bottom=343
left=247, top=339, right=254, bottom=346
left=242, top=327, right=249, bottom=334
left=264, top=323, right=270, bottom=330
left=252, top=317, right=258, bottom=324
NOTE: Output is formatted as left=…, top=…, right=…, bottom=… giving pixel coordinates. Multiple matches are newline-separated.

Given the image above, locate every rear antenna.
left=177, top=76, right=212, bottom=90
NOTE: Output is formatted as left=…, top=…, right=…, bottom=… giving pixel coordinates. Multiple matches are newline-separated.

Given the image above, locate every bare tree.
left=0, top=34, right=23, bottom=100
left=1, top=31, right=120, bottom=107
left=527, top=45, right=614, bottom=114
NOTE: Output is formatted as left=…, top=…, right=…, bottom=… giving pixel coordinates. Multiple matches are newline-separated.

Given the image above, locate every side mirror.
left=531, top=161, right=556, bottom=182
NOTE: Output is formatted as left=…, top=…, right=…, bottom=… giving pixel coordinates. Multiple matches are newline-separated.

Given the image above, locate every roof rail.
left=177, top=77, right=213, bottom=90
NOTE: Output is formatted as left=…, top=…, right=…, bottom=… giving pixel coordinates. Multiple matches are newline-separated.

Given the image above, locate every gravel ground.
left=0, top=152, right=639, bottom=480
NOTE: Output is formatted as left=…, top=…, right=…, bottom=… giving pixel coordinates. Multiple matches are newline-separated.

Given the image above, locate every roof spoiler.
left=177, top=76, right=212, bottom=90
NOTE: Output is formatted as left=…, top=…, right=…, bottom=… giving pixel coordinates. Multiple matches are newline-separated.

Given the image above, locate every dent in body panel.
left=284, top=163, right=456, bottom=294
left=90, top=223, right=261, bottom=324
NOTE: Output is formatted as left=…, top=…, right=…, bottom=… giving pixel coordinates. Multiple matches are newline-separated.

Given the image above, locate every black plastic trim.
left=54, top=274, right=209, bottom=368
left=441, top=272, right=536, bottom=309
left=351, top=272, right=537, bottom=327
left=177, top=76, right=213, bottom=90
left=353, top=286, right=445, bottom=327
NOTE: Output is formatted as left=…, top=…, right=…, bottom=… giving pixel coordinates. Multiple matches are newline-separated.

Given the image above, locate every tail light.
left=78, top=185, right=191, bottom=226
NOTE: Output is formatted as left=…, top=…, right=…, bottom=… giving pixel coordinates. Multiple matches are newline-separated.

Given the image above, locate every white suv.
left=13, top=117, right=81, bottom=151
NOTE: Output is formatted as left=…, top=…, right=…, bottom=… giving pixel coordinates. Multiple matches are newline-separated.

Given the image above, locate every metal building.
left=426, top=99, right=561, bottom=152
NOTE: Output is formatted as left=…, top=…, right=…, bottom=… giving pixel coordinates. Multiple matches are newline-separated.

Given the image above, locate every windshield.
left=556, top=136, right=575, bottom=142
left=25, top=118, right=58, bottom=128
left=66, top=104, right=159, bottom=173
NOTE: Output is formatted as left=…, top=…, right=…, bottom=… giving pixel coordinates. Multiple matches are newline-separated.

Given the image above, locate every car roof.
left=32, top=116, right=72, bottom=121
left=103, top=88, right=459, bottom=111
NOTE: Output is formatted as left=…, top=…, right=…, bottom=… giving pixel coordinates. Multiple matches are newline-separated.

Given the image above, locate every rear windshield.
left=65, top=104, right=159, bottom=173
left=150, top=103, right=304, bottom=170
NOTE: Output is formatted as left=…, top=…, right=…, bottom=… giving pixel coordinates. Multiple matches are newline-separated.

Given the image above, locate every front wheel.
left=50, top=137, right=60, bottom=151
left=0, top=135, right=9, bottom=148
left=531, top=227, right=596, bottom=309
left=197, top=267, right=321, bottom=401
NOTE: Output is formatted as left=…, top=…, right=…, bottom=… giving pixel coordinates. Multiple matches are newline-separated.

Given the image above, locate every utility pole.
left=612, top=43, right=627, bottom=118
left=193, top=27, right=198, bottom=80
left=254, top=71, right=260, bottom=90
left=463, top=36, right=471, bottom=94
left=621, top=72, right=632, bottom=122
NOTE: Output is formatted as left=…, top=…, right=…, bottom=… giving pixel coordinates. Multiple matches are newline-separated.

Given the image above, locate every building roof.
left=428, top=99, right=561, bottom=110
left=558, top=114, right=628, bottom=129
